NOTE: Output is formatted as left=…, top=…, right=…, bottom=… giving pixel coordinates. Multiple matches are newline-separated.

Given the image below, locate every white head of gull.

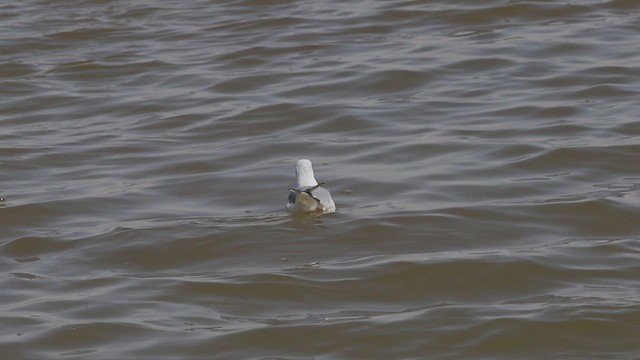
left=286, top=159, right=335, bottom=214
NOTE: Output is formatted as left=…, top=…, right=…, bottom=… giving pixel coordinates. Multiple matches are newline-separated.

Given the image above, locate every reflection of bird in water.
left=286, top=159, right=335, bottom=214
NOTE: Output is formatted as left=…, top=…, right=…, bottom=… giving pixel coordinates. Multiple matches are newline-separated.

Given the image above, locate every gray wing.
left=309, top=186, right=335, bottom=211
left=288, top=184, right=335, bottom=212
left=287, top=190, right=297, bottom=205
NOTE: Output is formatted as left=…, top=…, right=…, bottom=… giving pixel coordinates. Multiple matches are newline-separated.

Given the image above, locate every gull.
left=286, top=159, right=335, bottom=214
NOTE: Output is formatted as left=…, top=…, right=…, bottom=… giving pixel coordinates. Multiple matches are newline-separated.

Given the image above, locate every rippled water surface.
left=2, top=0, right=640, bottom=359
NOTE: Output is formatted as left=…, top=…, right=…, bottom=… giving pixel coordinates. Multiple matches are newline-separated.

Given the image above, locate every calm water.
left=1, top=0, right=640, bottom=359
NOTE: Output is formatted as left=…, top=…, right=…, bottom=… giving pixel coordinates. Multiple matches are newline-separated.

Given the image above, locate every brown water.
left=1, top=1, right=640, bottom=359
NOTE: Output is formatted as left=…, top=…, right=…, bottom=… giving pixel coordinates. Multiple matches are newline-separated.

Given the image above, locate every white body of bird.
left=286, top=159, right=335, bottom=214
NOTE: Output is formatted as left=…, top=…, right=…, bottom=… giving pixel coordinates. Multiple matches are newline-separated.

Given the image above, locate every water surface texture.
left=1, top=1, right=640, bottom=359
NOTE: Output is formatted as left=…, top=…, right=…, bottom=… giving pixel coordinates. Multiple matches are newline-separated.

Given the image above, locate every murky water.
left=1, top=1, right=640, bottom=359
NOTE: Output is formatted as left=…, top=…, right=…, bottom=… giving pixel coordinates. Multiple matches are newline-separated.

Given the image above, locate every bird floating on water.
left=286, top=159, right=335, bottom=214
